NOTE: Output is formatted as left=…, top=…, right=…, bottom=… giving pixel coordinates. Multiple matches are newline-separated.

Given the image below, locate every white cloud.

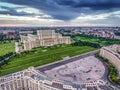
left=76, top=13, right=108, bottom=21
left=0, top=1, right=53, bottom=19
left=70, top=10, right=120, bottom=23
left=0, top=14, right=64, bottom=26
left=11, top=5, right=54, bottom=19
left=16, top=7, right=40, bottom=14
left=0, top=8, right=8, bottom=11
left=0, top=2, right=21, bottom=8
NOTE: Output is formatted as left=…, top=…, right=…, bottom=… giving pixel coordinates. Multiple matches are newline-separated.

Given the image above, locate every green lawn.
left=72, top=35, right=120, bottom=46
left=0, top=43, right=15, bottom=56
left=0, top=45, right=96, bottom=76
left=74, top=36, right=102, bottom=45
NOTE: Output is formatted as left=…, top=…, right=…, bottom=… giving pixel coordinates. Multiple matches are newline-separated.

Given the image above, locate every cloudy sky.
left=0, top=0, right=120, bottom=26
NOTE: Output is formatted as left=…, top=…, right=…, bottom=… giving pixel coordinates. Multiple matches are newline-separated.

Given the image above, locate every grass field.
left=0, top=44, right=96, bottom=76
left=72, top=35, right=120, bottom=46
left=0, top=43, right=15, bottom=56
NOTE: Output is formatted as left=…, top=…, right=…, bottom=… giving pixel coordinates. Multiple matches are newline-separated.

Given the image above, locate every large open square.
left=44, top=55, right=107, bottom=83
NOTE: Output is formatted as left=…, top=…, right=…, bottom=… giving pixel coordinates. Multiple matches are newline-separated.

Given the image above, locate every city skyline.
left=0, top=0, right=120, bottom=26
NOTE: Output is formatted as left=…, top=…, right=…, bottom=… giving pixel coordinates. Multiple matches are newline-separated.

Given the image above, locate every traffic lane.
left=38, top=50, right=99, bottom=72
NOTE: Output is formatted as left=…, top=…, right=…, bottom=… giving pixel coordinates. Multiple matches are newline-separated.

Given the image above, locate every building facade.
left=100, top=44, right=120, bottom=76
left=0, top=67, right=101, bottom=90
left=20, top=30, right=71, bottom=51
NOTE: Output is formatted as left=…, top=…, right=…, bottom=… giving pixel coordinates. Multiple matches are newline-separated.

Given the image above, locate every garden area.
left=0, top=44, right=96, bottom=76
left=70, top=34, right=120, bottom=46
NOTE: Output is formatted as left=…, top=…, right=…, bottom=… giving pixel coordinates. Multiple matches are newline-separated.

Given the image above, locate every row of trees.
left=67, top=34, right=120, bottom=45
left=95, top=53, right=120, bottom=85
left=0, top=52, right=15, bottom=68
left=71, top=40, right=101, bottom=48
left=0, top=34, right=19, bottom=44
left=115, top=32, right=120, bottom=36
left=74, top=34, right=120, bottom=41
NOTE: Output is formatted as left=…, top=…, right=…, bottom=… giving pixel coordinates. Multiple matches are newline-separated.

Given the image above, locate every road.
left=38, top=49, right=120, bottom=90
left=38, top=50, right=99, bottom=72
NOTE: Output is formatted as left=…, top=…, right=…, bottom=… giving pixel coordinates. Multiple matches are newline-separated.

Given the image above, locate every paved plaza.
left=45, top=56, right=106, bottom=83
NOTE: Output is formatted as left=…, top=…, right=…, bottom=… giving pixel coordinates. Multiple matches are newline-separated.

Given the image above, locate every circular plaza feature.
left=44, top=55, right=106, bottom=83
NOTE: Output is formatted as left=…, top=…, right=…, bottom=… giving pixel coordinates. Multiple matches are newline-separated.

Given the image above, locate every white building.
left=100, top=44, right=120, bottom=76
left=20, top=30, right=71, bottom=51
left=0, top=67, right=91, bottom=90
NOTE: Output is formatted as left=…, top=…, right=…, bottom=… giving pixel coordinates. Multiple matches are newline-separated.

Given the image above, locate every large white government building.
left=0, top=67, right=100, bottom=90
left=100, top=44, right=120, bottom=76
left=20, top=30, right=71, bottom=51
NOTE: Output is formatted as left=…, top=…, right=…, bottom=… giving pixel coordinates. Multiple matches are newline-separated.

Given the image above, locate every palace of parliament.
left=19, top=30, right=71, bottom=51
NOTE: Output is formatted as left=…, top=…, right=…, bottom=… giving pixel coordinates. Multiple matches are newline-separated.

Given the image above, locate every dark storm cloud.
left=0, top=7, right=39, bottom=16
left=0, top=0, right=120, bottom=20
left=55, top=0, right=120, bottom=9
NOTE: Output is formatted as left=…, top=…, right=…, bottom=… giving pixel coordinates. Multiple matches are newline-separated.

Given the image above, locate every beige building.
left=20, top=30, right=71, bottom=51
left=15, top=42, right=23, bottom=53
left=0, top=67, right=91, bottom=90
left=100, top=44, right=120, bottom=76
